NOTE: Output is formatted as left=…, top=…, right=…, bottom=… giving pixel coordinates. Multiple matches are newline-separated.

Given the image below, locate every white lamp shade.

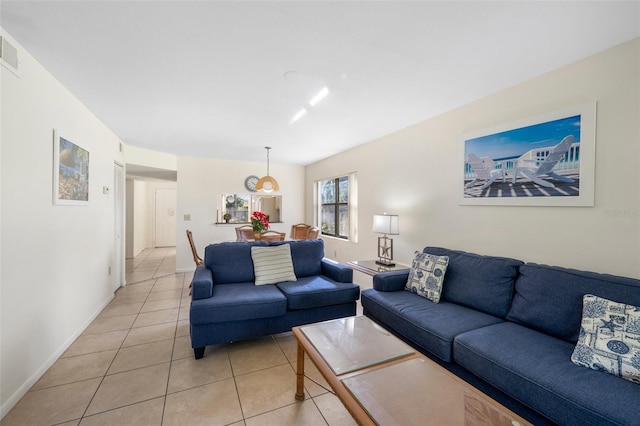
left=372, top=214, right=399, bottom=235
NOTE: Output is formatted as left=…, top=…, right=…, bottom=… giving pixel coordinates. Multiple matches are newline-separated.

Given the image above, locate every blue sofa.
left=361, top=246, right=640, bottom=426
left=190, top=239, right=359, bottom=359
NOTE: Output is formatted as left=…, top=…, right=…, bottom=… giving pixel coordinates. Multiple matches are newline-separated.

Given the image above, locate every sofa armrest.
left=373, top=270, right=410, bottom=292
left=191, top=266, right=214, bottom=300
left=321, top=258, right=353, bottom=283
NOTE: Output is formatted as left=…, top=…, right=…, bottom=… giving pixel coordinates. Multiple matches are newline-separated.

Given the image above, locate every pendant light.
left=256, top=146, right=280, bottom=193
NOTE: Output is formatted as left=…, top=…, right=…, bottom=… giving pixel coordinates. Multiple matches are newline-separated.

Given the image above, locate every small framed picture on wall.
left=53, top=129, right=90, bottom=205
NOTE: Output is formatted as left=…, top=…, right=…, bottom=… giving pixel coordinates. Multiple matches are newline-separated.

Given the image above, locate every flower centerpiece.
left=251, top=211, right=270, bottom=233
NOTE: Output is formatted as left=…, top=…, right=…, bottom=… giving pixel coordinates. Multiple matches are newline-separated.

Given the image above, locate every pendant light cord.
left=265, top=147, right=271, bottom=176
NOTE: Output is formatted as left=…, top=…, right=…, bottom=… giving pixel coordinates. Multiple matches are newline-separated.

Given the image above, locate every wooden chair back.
left=291, top=223, right=313, bottom=239
left=259, top=230, right=286, bottom=242
left=186, top=229, right=203, bottom=266
left=235, top=225, right=255, bottom=241
left=308, top=227, right=320, bottom=239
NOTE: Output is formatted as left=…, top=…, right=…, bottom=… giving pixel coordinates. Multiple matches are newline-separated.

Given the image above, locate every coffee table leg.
left=295, top=340, right=305, bottom=400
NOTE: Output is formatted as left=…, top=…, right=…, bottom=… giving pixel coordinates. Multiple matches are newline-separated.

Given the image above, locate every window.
left=318, top=175, right=354, bottom=239
left=223, top=194, right=249, bottom=222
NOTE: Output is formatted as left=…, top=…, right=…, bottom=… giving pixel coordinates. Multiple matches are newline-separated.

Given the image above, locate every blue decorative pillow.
left=405, top=252, right=449, bottom=303
left=571, top=294, right=640, bottom=384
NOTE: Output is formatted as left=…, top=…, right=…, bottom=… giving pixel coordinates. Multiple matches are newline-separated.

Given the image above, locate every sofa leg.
left=194, top=347, right=205, bottom=359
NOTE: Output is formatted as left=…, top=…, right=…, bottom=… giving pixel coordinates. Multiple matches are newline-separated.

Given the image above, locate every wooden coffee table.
left=293, top=316, right=530, bottom=426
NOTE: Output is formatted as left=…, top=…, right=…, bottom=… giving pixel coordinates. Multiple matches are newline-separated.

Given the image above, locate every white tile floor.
left=1, top=248, right=356, bottom=426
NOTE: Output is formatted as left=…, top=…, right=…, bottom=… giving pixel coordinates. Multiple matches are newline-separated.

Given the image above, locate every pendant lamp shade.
left=256, top=147, right=280, bottom=193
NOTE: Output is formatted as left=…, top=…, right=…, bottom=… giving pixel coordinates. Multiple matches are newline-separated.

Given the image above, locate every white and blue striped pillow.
left=251, top=244, right=297, bottom=285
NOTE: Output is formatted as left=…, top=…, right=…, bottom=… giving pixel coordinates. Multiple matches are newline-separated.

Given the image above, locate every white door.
left=113, top=162, right=125, bottom=291
left=155, top=188, right=177, bottom=247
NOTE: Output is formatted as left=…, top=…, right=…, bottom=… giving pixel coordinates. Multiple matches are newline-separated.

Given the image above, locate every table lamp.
left=373, top=213, right=399, bottom=267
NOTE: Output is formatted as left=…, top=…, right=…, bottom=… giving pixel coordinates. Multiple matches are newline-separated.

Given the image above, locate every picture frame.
left=459, top=102, right=596, bottom=206
left=53, top=129, right=90, bottom=205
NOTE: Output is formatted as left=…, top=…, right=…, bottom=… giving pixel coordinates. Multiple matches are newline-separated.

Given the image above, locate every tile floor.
left=2, top=247, right=356, bottom=426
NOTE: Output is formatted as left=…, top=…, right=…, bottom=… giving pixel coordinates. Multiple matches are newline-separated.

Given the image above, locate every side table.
left=346, top=260, right=410, bottom=277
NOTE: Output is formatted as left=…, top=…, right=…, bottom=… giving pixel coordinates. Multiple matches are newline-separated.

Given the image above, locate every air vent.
left=0, top=36, right=20, bottom=77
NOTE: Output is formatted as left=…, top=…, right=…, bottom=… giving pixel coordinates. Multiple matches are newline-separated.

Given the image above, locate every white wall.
left=307, top=38, right=640, bottom=279
left=126, top=145, right=177, bottom=171
left=0, top=29, right=125, bottom=416
left=176, top=156, right=305, bottom=272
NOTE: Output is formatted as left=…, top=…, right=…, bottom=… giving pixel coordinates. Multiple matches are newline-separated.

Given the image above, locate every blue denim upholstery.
left=425, top=247, right=522, bottom=318
left=277, top=276, right=360, bottom=310
left=190, top=282, right=287, bottom=324
left=270, top=239, right=324, bottom=277
left=204, top=241, right=268, bottom=284
left=190, top=303, right=357, bottom=350
left=190, top=239, right=359, bottom=358
left=454, top=322, right=640, bottom=425
left=361, top=289, right=503, bottom=361
left=507, top=263, right=640, bottom=342
left=191, top=265, right=213, bottom=300
left=362, top=246, right=640, bottom=425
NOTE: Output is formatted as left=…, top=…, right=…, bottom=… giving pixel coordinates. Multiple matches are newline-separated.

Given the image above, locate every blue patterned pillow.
left=571, top=294, right=640, bottom=384
left=405, top=252, right=449, bottom=303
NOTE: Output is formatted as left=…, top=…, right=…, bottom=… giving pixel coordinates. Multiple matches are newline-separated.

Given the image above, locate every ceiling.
left=2, top=1, right=639, bottom=167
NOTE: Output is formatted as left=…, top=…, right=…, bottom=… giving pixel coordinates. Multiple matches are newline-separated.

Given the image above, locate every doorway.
left=155, top=188, right=177, bottom=247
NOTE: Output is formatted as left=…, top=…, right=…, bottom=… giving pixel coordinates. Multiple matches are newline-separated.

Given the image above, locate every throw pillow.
left=405, top=251, right=449, bottom=303
left=251, top=244, right=297, bottom=286
left=570, top=294, right=640, bottom=384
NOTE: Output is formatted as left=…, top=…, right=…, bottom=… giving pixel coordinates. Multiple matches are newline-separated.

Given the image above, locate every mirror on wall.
left=218, top=194, right=282, bottom=223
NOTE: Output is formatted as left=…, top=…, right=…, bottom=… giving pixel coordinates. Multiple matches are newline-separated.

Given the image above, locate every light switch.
left=184, top=214, right=191, bottom=221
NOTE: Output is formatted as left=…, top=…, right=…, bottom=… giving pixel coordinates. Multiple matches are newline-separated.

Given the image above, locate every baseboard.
left=0, top=294, right=114, bottom=420
left=176, top=267, right=196, bottom=274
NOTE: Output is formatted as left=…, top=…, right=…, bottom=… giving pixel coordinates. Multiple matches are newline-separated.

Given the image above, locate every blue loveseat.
left=190, top=239, right=359, bottom=359
left=362, top=246, right=640, bottom=426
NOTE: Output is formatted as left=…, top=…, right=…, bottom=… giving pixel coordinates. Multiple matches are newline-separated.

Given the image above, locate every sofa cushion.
left=251, top=244, right=297, bottom=285
left=276, top=276, right=360, bottom=310
left=405, top=252, right=449, bottom=303
left=204, top=242, right=268, bottom=284
left=454, top=321, right=640, bottom=425
left=425, top=247, right=522, bottom=318
left=270, top=239, right=323, bottom=278
left=506, top=263, right=640, bottom=343
left=189, top=282, right=287, bottom=324
left=571, top=294, right=640, bottom=384
left=361, top=288, right=504, bottom=362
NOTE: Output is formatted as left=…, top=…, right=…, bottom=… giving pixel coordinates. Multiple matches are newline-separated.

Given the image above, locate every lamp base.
left=375, top=259, right=396, bottom=267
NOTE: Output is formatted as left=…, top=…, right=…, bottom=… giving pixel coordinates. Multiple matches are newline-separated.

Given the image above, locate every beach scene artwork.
left=54, top=132, right=90, bottom=205
left=463, top=114, right=582, bottom=201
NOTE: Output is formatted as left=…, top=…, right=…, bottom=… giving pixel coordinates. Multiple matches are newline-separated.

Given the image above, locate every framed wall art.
left=459, top=103, right=596, bottom=206
left=53, top=130, right=90, bottom=205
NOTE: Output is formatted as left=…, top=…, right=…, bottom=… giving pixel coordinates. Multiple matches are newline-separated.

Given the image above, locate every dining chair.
left=290, top=223, right=312, bottom=239
left=259, top=230, right=286, bottom=242
left=235, top=225, right=255, bottom=241
left=308, top=226, right=320, bottom=239
left=186, top=229, right=203, bottom=266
